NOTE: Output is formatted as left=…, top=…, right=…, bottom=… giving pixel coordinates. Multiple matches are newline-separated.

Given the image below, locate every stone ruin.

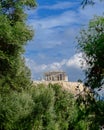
left=44, top=71, right=68, bottom=81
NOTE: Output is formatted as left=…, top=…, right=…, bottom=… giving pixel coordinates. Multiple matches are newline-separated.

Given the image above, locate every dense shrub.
left=0, top=83, right=78, bottom=130
left=0, top=91, right=34, bottom=130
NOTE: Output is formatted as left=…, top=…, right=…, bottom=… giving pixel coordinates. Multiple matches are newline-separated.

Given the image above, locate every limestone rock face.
left=33, top=81, right=86, bottom=96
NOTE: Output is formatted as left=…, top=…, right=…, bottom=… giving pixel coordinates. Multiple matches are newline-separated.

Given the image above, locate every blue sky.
left=25, top=0, right=104, bottom=81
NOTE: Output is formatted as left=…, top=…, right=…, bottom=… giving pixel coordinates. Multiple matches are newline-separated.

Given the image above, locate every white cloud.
left=29, top=0, right=104, bottom=30
left=39, top=1, right=78, bottom=10
left=66, top=53, right=83, bottom=68
left=29, top=10, right=77, bottom=30
left=25, top=53, right=86, bottom=80
left=48, top=59, right=67, bottom=70
left=27, top=0, right=104, bottom=52
left=26, top=58, right=47, bottom=73
left=25, top=1, right=104, bottom=80
left=27, top=10, right=80, bottom=52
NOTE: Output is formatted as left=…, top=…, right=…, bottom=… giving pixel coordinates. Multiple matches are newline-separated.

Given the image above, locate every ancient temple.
left=44, top=71, right=68, bottom=81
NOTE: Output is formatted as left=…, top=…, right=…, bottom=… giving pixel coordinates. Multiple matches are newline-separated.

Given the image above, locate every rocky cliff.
left=33, top=81, right=87, bottom=96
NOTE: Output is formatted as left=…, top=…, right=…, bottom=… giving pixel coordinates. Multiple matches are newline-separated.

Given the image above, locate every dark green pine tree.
left=0, top=0, right=37, bottom=91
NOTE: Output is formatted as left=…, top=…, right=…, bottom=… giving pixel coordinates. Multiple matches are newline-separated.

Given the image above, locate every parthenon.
left=44, top=71, right=68, bottom=81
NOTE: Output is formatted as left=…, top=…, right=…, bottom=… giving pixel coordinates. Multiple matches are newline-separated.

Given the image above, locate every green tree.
left=28, top=83, right=78, bottom=130
left=50, top=83, right=78, bottom=130
left=81, top=0, right=104, bottom=8
left=77, top=16, right=104, bottom=89
left=0, top=0, right=36, bottom=90
left=77, top=16, right=104, bottom=129
left=0, top=91, right=34, bottom=130
left=78, top=2, right=104, bottom=129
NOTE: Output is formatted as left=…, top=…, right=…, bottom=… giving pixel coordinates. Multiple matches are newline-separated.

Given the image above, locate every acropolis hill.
left=33, top=71, right=87, bottom=96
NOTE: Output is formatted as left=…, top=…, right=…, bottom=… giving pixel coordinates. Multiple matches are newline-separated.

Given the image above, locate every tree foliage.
left=77, top=15, right=104, bottom=129
left=75, top=92, right=103, bottom=130
left=0, top=83, right=78, bottom=130
left=77, top=16, right=104, bottom=89
left=0, top=0, right=104, bottom=129
left=81, top=0, right=104, bottom=8
left=0, top=0, right=36, bottom=90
